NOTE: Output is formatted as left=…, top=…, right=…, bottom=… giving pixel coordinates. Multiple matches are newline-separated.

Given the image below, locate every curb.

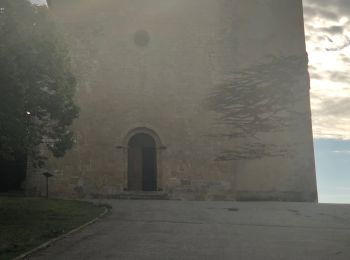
left=13, top=206, right=110, bottom=260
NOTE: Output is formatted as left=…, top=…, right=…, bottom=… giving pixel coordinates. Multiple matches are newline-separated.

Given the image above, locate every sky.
left=303, top=0, right=350, bottom=203
left=29, top=0, right=350, bottom=203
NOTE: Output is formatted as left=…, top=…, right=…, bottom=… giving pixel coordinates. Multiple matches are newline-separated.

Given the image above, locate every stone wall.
left=26, top=0, right=318, bottom=201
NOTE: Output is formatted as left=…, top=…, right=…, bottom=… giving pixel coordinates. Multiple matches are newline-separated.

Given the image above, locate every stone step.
left=0, top=191, right=25, bottom=197
left=113, top=191, right=169, bottom=200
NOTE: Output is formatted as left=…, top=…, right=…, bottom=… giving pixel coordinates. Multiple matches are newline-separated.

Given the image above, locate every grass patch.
left=0, top=197, right=105, bottom=260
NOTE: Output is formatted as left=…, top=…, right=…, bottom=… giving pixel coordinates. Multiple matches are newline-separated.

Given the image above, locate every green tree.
left=0, top=0, right=78, bottom=167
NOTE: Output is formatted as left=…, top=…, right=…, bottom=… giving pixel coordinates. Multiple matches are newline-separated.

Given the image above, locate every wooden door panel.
left=128, top=147, right=142, bottom=190
left=142, top=148, right=157, bottom=191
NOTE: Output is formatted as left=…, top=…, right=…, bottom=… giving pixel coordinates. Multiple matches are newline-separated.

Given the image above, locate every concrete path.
left=30, top=200, right=350, bottom=260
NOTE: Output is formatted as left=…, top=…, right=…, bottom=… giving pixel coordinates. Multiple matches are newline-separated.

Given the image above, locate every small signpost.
left=42, top=172, right=53, bottom=198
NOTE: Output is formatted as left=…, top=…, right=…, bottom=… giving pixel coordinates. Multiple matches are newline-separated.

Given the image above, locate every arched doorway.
left=128, top=133, right=157, bottom=191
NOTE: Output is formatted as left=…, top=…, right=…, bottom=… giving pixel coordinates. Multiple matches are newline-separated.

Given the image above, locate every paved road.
left=30, top=200, right=350, bottom=260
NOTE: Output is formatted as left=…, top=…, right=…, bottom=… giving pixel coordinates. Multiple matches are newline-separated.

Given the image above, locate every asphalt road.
left=30, top=200, right=350, bottom=260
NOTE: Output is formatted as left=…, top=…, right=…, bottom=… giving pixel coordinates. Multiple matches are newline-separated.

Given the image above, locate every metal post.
left=46, top=176, right=49, bottom=199
left=42, top=172, right=53, bottom=199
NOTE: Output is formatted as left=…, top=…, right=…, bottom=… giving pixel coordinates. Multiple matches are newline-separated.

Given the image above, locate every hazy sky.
left=303, top=0, right=350, bottom=203
left=304, top=0, right=350, bottom=139
left=29, top=0, right=350, bottom=203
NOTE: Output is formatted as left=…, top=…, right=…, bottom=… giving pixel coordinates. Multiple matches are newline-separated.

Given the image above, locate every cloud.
left=332, top=150, right=350, bottom=154
left=30, top=0, right=47, bottom=6
left=322, top=25, right=344, bottom=35
left=304, top=0, right=350, bottom=139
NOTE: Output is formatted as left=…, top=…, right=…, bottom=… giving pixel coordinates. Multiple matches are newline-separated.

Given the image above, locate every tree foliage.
left=0, top=0, right=78, bottom=166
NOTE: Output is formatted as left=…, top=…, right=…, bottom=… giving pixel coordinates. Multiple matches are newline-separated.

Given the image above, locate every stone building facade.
left=26, top=0, right=318, bottom=201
